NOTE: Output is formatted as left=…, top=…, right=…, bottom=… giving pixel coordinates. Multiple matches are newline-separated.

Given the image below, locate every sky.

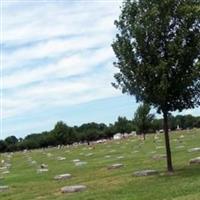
left=1, top=0, right=200, bottom=139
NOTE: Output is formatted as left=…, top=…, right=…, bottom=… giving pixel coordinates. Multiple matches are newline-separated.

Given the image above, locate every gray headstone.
left=72, top=159, right=80, bottom=163
left=189, top=157, right=200, bottom=165
left=57, top=156, right=66, bottom=161
left=188, top=147, right=200, bottom=153
left=75, top=161, right=87, bottom=166
left=61, top=185, right=87, bottom=193
left=134, top=169, right=159, bottom=176
left=152, top=154, right=166, bottom=161
left=0, top=185, right=9, bottom=192
left=108, top=163, right=124, bottom=170
left=54, top=173, right=71, bottom=180
left=37, top=168, right=48, bottom=173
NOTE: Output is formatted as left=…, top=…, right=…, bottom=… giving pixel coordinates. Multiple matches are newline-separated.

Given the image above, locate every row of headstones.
left=0, top=154, right=13, bottom=193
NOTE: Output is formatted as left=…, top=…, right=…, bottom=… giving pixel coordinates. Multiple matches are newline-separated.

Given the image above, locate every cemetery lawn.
left=0, top=129, right=200, bottom=200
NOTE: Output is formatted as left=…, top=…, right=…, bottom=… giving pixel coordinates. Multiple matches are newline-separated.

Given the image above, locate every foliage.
left=0, top=114, right=200, bottom=152
left=112, top=0, right=200, bottom=172
left=134, top=103, right=154, bottom=135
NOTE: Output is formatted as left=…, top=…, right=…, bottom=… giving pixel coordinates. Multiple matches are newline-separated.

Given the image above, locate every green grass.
left=0, top=129, right=200, bottom=200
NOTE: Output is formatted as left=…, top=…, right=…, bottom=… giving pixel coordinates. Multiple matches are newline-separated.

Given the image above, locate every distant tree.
left=112, top=0, right=200, bottom=172
left=5, top=136, right=18, bottom=145
left=0, top=140, right=7, bottom=152
left=134, top=104, right=154, bottom=139
left=52, top=121, right=74, bottom=145
left=114, top=116, right=133, bottom=133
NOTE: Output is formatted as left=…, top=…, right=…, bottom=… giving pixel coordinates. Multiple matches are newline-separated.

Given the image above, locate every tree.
left=0, top=140, right=7, bottom=152
left=5, top=136, right=18, bottom=145
left=52, top=121, right=68, bottom=145
left=134, top=104, right=154, bottom=139
left=114, top=116, right=133, bottom=133
left=112, top=0, right=200, bottom=172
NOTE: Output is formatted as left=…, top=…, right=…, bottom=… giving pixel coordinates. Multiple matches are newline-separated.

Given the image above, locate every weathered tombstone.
left=57, top=156, right=66, bottom=161
left=47, top=153, right=52, bottom=157
left=1, top=171, right=10, bottom=174
left=41, top=164, right=48, bottom=169
left=31, top=160, right=37, bottom=165
left=75, top=161, right=87, bottom=166
left=156, top=146, right=164, bottom=149
left=85, top=153, right=93, bottom=157
left=54, top=174, right=71, bottom=180
left=61, top=185, right=86, bottom=193
left=37, top=168, right=48, bottom=173
left=117, top=156, right=124, bottom=159
left=107, top=163, right=124, bottom=170
left=176, top=145, right=185, bottom=149
left=72, top=159, right=80, bottom=163
left=189, top=157, right=200, bottom=165
left=0, top=185, right=9, bottom=192
left=134, top=169, right=159, bottom=176
left=152, top=154, right=166, bottom=161
left=188, top=147, right=200, bottom=153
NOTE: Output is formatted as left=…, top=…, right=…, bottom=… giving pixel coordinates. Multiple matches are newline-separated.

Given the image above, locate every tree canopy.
left=134, top=103, right=154, bottom=138
left=112, top=0, right=200, bottom=172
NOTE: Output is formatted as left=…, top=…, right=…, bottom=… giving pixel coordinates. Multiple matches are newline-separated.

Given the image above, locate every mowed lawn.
left=0, top=129, right=200, bottom=200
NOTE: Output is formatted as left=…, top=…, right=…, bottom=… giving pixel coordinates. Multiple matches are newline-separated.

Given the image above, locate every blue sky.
left=1, top=0, right=200, bottom=139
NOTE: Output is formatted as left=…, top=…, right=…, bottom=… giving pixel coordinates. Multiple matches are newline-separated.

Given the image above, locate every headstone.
left=54, top=174, right=71, bottom=180
left=188, top=147, right=200, bottom=153
left=189, top=157, right=200, bottom=165
left=72, top=159, right=80, bottom=163
left=31, top=160, right=37, bottom=165
left=108, top=163, right=124, bottom=170
left=134, top=169, right=159, bottom=176
left=1, top=171, right=10, bottom=174
left=176, top=145, right=185, bottom=149
left=85, top=153, right=93, bottom=157
left=152, top=154, right=166, bottom=161
left=75, top=161, right=87, bottom=166
left=0, top=185, right=9, bottom=192
left=156, top=146, right=164, bottom=149
left=61, top=185, right=87, bottom=193
left=37, top=168, right=48, bottom=173
left=117, top=156, right=124, bottom=159
left=0, top=167, right=7, bottom=170
left=41, top=164, right=48, bottom=169
left=47, top=153, right=52, bottom=157
left=57, top=156, right=66, bottom=161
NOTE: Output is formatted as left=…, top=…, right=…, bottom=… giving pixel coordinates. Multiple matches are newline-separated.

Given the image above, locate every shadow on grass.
left=159, top=165, right=200, bottom=178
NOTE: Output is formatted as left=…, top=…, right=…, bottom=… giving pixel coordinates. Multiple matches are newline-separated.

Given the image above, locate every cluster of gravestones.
left=1, top=133, right=200, bottom=195
left=0, top=153, right=13, bottom=193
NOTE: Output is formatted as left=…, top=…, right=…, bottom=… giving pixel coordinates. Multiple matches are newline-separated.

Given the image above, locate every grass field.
left=0, top=129, right=200, bottom=200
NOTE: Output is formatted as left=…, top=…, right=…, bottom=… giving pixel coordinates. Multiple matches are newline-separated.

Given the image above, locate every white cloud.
left=4, top=46, right=114, bottom=88
left=2, top=0, right=123, bottom=138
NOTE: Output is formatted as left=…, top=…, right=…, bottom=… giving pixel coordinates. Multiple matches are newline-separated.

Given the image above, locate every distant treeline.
left=0, top=114, right=200, bottom=152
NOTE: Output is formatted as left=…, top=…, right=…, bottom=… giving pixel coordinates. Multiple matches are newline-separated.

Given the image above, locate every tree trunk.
left=163, top=111, right=173, bottom=172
